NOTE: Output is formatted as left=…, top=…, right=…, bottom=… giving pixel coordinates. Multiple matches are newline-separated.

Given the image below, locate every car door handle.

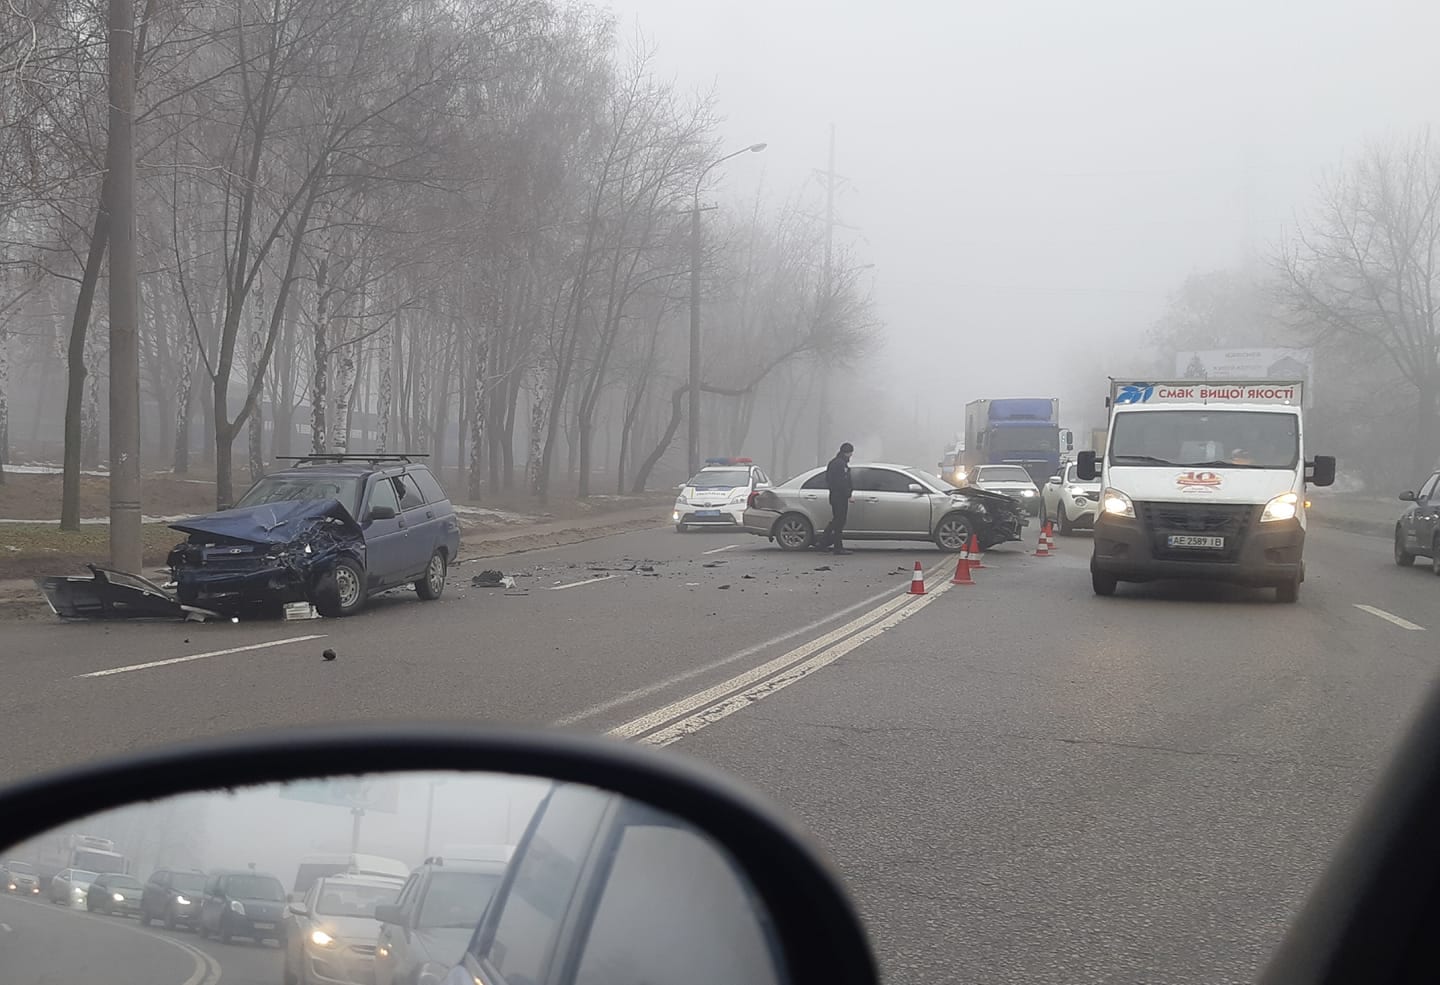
left=864, top=497, right=879, bottom=502
left=426, top=510, right=435, bottom=519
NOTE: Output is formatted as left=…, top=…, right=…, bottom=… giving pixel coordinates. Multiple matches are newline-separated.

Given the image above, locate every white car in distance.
left=673, top=458, right=772, bottom=532
left=1040, top=460, right=1101, bottom=534
left=968, top=465, right=1040, bottom=515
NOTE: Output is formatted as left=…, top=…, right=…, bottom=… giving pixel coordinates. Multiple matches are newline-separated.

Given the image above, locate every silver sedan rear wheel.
left=775, top=514, right=814, bottom=550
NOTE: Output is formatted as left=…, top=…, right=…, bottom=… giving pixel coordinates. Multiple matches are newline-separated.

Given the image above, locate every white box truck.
left=1076, top=379, right=1335, bottom=602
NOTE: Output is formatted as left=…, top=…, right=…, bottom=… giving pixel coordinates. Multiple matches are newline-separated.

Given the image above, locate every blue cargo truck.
left=962, top=398, right=1064, bottom=486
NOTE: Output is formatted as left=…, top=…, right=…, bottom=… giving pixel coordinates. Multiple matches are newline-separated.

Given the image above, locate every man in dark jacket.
left=818, top=442, right=854, bottom=555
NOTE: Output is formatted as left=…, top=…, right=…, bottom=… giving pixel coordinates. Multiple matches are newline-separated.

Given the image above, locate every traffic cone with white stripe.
left=968, top=534, right=986, bottom=569
left=1035, top=521, right=1053, bottom=557
left=951, top=546, right=975, bottom=586
left=909, top=561, right=927, bottom=595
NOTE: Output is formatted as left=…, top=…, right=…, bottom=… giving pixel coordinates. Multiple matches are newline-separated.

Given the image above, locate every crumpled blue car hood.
left=169, top=499, right=361, bottom=544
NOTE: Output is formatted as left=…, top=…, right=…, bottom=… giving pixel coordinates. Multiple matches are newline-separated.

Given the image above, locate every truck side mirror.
left=1400, top=490, right=1417, bottom=502
left=1076, top=451, right=1099, bottom=482
left=1308, top=455, right=1336, bottom=488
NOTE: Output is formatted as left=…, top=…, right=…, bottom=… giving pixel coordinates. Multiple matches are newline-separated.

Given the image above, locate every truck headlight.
left=1101, top=488, right=1135, bottom=518
left=113, top=892, right=125, bottom=902
left=229, top=899, right=246, bottom=915
left=1261, top=492, right=1300, bottom=522
left=310, top=929, right=337, bottom=948
left=1020, top=490, right=1034, bottom=497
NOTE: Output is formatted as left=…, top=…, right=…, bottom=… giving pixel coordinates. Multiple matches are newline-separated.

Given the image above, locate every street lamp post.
left=689, top=142, right=766, bottom=476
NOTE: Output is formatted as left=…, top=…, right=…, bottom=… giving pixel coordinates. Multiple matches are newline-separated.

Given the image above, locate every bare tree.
left=1278, top=133, right=1440, bottom=475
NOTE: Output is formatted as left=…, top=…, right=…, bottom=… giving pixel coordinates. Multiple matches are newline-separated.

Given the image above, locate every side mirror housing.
left=288, top=901, right=308, bottom=916
left=1308, top=455, right=1336, bottom=488
left=1400, top=490, right=1417, bottom=502
left=907, top=483, right=925, bottom=495
left=1076, top=451, right=1099, bottom=482
left=1047, top=475, right=1061, bottom=485
left=373, top=902, right=405, bottom=926
left=368, top=505, right=397, bottom=522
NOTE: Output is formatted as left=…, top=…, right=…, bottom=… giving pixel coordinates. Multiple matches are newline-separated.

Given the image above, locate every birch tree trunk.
left=172, top=330, right=196, bottom=473
left=525, top=362, right=549, bottom=496
left=375, top=320, right=393, bottom=453
left=331, top=343, right=356, bottom=452
left=467, top=333, right=489, bottom=501
left=310, top=259, right=331, bottom=455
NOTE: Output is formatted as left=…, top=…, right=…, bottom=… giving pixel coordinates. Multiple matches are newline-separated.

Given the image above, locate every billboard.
left=1174, top=348, right=1314, bottom=405
left=278, top=776, right=400, bottom=813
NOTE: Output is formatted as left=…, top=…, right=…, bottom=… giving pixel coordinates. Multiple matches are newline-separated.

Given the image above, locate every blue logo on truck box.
left=1115, top=384, right=1154, bottom=405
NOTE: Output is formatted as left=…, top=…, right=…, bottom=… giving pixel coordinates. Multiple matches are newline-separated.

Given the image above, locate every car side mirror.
left=288, top=901, right=308, bottom=916
left=1047, top=475, right=1061, bottom=485
left=1308, top=455, right=1336, bottom=488
left=373, top=902, right=406, bottom=926
left=368, top=505, right=396, bottom=522
left=0, top=729, right=878, bottom=985
left=1076, top=451, right=1099, bottom=482
left=1400, top=490, right=1417, bottom=502
left=907, top=483, right=925, bottom=494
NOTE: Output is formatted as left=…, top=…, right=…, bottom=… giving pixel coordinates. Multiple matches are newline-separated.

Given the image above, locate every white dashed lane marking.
left=1354, top=604, right=1426, bottom=632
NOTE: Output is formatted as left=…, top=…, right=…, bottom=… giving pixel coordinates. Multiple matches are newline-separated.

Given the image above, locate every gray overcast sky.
left=603, top=0, right=1440, bottom=436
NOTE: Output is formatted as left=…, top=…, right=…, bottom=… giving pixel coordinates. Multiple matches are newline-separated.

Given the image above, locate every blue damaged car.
left=166, top=456, right=461, bottom=617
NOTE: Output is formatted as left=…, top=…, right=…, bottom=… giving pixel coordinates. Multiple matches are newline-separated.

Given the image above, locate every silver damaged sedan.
left=742, top=463, right=1029, bottom=551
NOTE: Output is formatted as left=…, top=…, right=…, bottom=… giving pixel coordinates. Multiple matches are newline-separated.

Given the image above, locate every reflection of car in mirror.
left=374, top=856, right=507, bottom=985
left=86, top=872, right=143, bottom=916
left=285, top=873, right=403, bottom=985
left=140, top=867, right=207, bottom=929
left=197, top=870, right=290, bottom=945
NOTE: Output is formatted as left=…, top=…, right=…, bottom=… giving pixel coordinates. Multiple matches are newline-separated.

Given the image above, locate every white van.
left=1077, top=379, right=1335, bottom=602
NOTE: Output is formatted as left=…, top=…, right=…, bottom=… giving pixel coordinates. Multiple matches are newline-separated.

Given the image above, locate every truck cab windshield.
left=1110, top=411, right=1299, bottom=469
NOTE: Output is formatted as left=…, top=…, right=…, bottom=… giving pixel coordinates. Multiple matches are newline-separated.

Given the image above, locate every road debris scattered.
left=322, top=648, right=337, bottom=661
left=471, top=570, right=516, bottom=588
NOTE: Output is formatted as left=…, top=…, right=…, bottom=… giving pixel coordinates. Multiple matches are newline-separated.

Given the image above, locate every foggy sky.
left=603, top=0, right=1440, bottom=440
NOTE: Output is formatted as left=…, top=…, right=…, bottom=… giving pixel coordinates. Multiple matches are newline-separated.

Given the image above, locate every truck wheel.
left=1091, top=569, right=1118, bottom=597
left=414, top=550, right=447, bottom=600
left=1395, top=527, right=1416, bottom=567
left=1276, top=578, right=1300, bottom=603
left=315, top=558, right=366, bottom=617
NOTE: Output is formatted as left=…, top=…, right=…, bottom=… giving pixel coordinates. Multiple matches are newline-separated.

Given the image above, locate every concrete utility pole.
left=687, top=142, right=767, bottom=476
left=816, top=124, right=837, bottom=462
left=107, top=0, right=142, bottom=572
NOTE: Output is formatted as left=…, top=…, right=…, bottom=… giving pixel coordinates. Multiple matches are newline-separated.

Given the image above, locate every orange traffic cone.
left=1035, top=522, right=1052, bottom=558
left=951, top=549, right=975, bottom=586
left=909, top=560, right=926, bottom=595
left=968, top=534, right=986, bottom=569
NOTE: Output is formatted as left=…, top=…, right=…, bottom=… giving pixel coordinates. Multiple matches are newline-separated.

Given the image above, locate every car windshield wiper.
left=1110, top=454, right=1177, bottom=466
left=1182, top=459, right=1269, bottom=469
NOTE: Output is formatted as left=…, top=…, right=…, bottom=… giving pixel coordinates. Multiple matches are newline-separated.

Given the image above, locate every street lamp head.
left=748, top=143, right=768, bottom=153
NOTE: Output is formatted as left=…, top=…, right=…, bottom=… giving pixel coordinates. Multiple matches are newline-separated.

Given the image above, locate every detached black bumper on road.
left=1092, top=502, right=1305, bottom=586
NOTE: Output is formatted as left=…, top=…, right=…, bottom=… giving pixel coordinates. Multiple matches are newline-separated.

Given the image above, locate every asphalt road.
left=2, top=519, right=1437, bottom=983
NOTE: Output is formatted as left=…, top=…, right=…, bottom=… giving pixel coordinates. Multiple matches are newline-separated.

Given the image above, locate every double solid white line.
left=608, top=561, right=954, bottom=746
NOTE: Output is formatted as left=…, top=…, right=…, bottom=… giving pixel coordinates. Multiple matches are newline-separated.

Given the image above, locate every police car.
left=673, top=458, right=772, bottom=532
